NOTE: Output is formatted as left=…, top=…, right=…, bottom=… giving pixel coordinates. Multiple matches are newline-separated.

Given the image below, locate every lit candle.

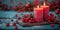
left=34, top=5, right=43, bottom=23
left=41, top=2, right=49, bottom=20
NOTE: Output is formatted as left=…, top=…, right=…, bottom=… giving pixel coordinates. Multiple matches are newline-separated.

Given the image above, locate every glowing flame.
left=44, top=2, right=45, bottom=6
left=37, top=5, right=39, bottom=8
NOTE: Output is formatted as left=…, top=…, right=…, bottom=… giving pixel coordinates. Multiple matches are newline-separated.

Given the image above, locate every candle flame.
left=44, top=2, right=45, bottom=6
left=37, top=5, right=39, bottom=8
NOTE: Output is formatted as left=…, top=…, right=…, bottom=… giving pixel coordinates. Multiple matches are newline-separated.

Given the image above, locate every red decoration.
left=22, top=17, right=25, bottom=22
left=51, top=17, right=55, bottom=22
left=13, top=6, right=17, bottom=10
left=55, top=9, right=59, bottom=14
left=2, top=4, right=7, bottom=10
left=29, top=18, right=36, bottom=23
left=58, top=15, right=60, bottom=18
left=25, top=3, right=30, bottom=8
left=13, top=22, right=16, bottom=27
left=58, top=21, right=60, bottom=27
left=33, top=0, right=38, bottom=5
left=14, top=26, right=18, bottom=30
left=50, top=13, right=54, bottom=17
left=50, top=23, right=54, bottom=27
left=28, top=8, right=31, bottom=12
left=26, top=18, right=30, bottom=22
left=29, top=20, right=32, bottom=23
left=6, top=23, right=10, bottom=27
left=0, top=4, right=2, bottom=10
left=22, top=17, right=27, bottom=23
left=17, top=17, right=21, bottom=20
left=30, top=13, right=32, bottom=16
left=22, top=7, right=25, bottom=12
left=48, top=20, right=50, bottom=23
left=15, top=14, right=18, bottom=17
left=46, top=13, right=56, bottom=24
left=17, top=9, right=21, bottom=12
left=47, top=16, right=51, bottom=20
left=46, top=16, right=52, bottom=23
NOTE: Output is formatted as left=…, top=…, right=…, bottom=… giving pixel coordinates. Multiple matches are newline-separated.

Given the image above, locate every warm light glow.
left=37, top=5, right=39, bottom=8
left=26, top=4, right=29, bottom=6
left=44, top=2, right=45, bottom=6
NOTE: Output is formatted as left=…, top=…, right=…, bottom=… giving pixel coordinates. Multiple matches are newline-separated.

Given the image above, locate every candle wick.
left=37, top=5, right=39, bottom=8
left=44, top=2, right=45, bottom=6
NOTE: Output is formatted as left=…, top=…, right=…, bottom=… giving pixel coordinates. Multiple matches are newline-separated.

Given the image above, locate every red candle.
left=34, top=5, right=43, bottom=23
left=41, top=2, right=49, bottom=20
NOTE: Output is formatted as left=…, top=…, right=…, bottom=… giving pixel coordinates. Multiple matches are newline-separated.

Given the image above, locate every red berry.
left=25, top=3, right=30, bottom=8
left=14, top=26, right=18, bottom=30
left=30, top=13, right=32, bottom=16
left=25, top=18, right=29, bottom=23
left=45, top=18, right=48, bottom=22
left=29, top=20, right=33, bottom=23
left=47, top=19, right=51, bottom=23
left=15, top=14, right=18, bottom=17
left=47, top=16, right=51, bottom=20
left=18, top=17, right=21, bottom=20
left=22, top=18, right=28, bottom=23
left=6, top=23, right=10, bottom=27
left=22, top=19, right=25, bottom=22
left=0, top=4, right=2, bottom=6
left=51, top=17, right=55, bottom=21
left=13, top=22, right=16, bottom=27
left=50, top=13, right=54, bottom=17
left=13, top=6, right=17, bottom=10
left=22, top=17, right=25, bottom=22
left=31, top=18, right=36, bottom=23
left=55, top=9, right=59, bottom=14
left=46, top=16, right=52, bottom=23
left=58, top=15, right=60, bottom=18
left=25, top=14, right=29, bottom=17
left=50, top=23, right=54, bottom=27
left=22, top=8, right=25, bottom=12
left=58, top=21, right=60, bottom=27
left=17, top=9, right=21, bottom=12
left=28, top=8, right=31, bottom=11
left=29, top=18, right=36, bottom=23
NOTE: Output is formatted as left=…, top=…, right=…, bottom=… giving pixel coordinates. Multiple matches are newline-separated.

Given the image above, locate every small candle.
left=34, top=5, right=43, bottom=23
left=41, top=2, right=49, bottom=20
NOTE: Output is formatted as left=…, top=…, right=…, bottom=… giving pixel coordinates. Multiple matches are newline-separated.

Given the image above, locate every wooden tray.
left=17, top=20, right=49, bottom=27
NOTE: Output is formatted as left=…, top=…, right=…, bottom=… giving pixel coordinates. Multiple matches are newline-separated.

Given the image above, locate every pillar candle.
left=34, top=5, right=43, bottom=23
left=41, top=3, right=49, bottom=20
